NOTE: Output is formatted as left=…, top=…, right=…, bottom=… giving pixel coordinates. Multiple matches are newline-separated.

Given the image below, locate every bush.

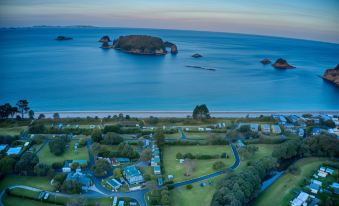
left=52, top=162, right=64, bottom=169
left=186, top=184, right=193, bottom=190
left=212, top=161, right=226, bottom=170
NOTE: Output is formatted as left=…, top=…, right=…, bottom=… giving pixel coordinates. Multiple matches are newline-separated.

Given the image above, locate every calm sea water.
left=0, top=27, right=339, bottom=112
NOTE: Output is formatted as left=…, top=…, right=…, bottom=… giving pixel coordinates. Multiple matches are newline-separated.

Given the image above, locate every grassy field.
left=170, top=175, right=223, bottom=206
left=0, top=126, right=26, bottom=136
left=184, top=132, right=210, bottom=139
left=38, top=140, right=89, bottom=165
left=3, top=195, right=56, bottom=206
left=0, top=175, right=53, bottom=191
left=163, top=145, right=235, bottom=182
left=254, top=157, right=334, bottom=206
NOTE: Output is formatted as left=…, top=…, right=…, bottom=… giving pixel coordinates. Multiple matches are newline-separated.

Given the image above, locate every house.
left=325, top=168, right=334, bottom=175
left=151, top=156, right=160, bottom=166
left=261, top=124, right=271, bottom=133
left=144, top=139, right=150, bottom=147
left=107, top=178, right=122, bottom=191
left=250, top=124, right=259, bottom=132
left=198, top=128, right=204, bottom=131
left=130, top=200, right=138, bottom=206
left=288, top=115, right=301, bottom=123
left=278, top=116, right=287, bottom=125
left=298, top=128, right=304, bottom=137
left=113, top=197, right=118, bottom=206
left=6, top=146, right=22, bottom=155
left=236, top=139, right=245, bottom=147
left=309, top=183, right=320, bottom=194
left=317, top=170, right=328, bottom=178
left=118, top=201, right=124, bottom=206
left=271, top=125, right=281, bottom=134
left=153, top=165, right=161, bottom=175
left=66, top=171, right=92, bottom=191
left=205, top=128, right=212, bottom=131
left=312, top=128, right=321, bottom=136
left=157, top=177, right=164, bottom=186
left=330, top=182, right=339, bottom=194
left=123, top=165, right=144, bottom=185
left=116, top=157, right=131, bottom=164
left=62, top=160, right=87, bottom=173
left=291, top=191, right=309, bottom=206
left=0, top=144, right=8, bottom=152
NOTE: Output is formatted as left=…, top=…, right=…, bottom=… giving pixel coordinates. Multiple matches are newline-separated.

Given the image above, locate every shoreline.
left=34, top=110, right=339, bottom=118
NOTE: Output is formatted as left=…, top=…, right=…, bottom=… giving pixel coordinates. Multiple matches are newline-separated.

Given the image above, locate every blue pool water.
left=0, top=27, right=338, bottom=111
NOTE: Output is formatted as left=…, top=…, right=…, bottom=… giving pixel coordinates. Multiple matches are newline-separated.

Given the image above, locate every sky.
left=0, top=0, right=338, bottom=43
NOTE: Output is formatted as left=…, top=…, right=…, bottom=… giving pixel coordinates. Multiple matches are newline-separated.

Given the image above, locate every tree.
left=141, top=149, right=152, bottom=161
left=213, top=161, right=226, bottom=170
left=28, top=110, right=35, bottom=119
left=49, top=136, right=68, bottom=156
left=0, top=156, right=16, bottom=175
left=16, top=100, right=29, bottom=119
left=102, top=132, right=123, bottom=145
left=154, top=129, right=165, bottom=148
left=53, top=112, right=60, bottom=119
left=92, top=159, right=111, bottom=177
left=183, top=158, right=194, bottom=176
left=0, top=103, right=12, bottom=119
left=176, top=152, right=183, bottom=159
left=34, top=163, right=51, bottom=176
left=67, top=197, right=88, bottom=206
left=9, top=106, right=18, bottom=118
left=61, top=180, right=82, bottom=194
left=38, top=113, right=45, bottom=119
left=91, top=128, right=102, bottom=142
left=15, top=152, right=39, bottom=175
left=113, top=168, right=123, bottom=179
left=115, top=143, right=140, bottom=159
left=186, top=184, right=193, bottom=190
left=192, top=104, right=210, bottom=120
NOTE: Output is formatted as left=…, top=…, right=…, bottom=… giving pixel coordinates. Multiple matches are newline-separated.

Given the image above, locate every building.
left=123, top=165, right=144, bottom=185
left=107, top=178, right=122, bottom=191
left=298, top=128, right=304, bottom=137
left=261, top=124, right=271, bottom=133
left=0, top=144, right=8, bottom=152
left=309, top=183, right=320, bottom=194
left=330, top=182, right=339, bottom=194
left=62, top=160, right=87, bottom=173
left=66, top=171, right=92, bottom=191
left=153, top=165, right=161, bottom=175
left=271, top=125, right=282, bottom=134
left=6, top=146, right=22, bottom=155
left=116, top=157, right=131, bottom=164
left=250, top=124, right=259, bottom=132
left=151, top=156, right=160, bottom=166
left=278, top=116, right=287, bottom=125
left=312, top=128, right=321, bottom=136
left=291, top=191, right=309, bottom=206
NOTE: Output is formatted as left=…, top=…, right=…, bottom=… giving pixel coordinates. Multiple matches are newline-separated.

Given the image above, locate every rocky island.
left=322, top=64, right=339, bottom=87
left=99, top=35, right=111, bottom=49
left=56, top=36, right=72, bottom=41
left=108, top=35, right=177, bottom=55
left=192, top=53, right=203, bottom=58
left=272, top=58, right=295, bottom=69
left=260, top=58, right=271, bottom=65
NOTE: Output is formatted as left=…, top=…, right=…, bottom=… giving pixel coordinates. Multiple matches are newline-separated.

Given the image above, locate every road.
left=1, top=143, right=239, bottom=206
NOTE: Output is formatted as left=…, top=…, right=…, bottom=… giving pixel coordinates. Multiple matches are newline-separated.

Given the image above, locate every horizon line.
left=2, top=24, right=339, bottom=45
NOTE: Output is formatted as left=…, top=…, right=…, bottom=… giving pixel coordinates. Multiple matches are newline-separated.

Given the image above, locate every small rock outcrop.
left=272, top=58, right=295, bottom=69
left=56, top=36, right=72, bottom=41
left=99, top=35, right=111, bottom=43
left=192, top=53, right=203, bottom=58
left=164, top=41, right=178, bottom=54
left=323, top=64, right=339, bottom=87
left=260, top=58, right=271, bottom=65
left=100, top=42, right=111, bottom=49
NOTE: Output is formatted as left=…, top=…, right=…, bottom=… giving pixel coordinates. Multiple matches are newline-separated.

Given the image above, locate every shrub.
left=186, top=184, right=193, bottom=190
left=212, top=161, right=226, bottom=170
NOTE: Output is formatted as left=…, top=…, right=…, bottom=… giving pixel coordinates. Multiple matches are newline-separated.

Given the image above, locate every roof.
left=309, top=183, right=320, bottom=191
left=291, top=198, right=303, bottom=206
left=297, top=191, right=309, bottom=202
left=6, top=147, right=22, bottom=155
left=152, top=156, right=160, bottom=163
left=67, top=172, right=91, bottom=186
left=123, top=165, right=141, bottom=177
left=72, top=160, right=87, bottom=165
left=0, top=144, right=8, bottom=152
left=116, top=157, right=130, bottom=163
left=154, top=165, right=161, bottom=172
left=331, top=182, right=339, bottom=189
left=107, top=179, right=122, bottom=188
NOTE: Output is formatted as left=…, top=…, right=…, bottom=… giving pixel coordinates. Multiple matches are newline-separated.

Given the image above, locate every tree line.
left=0, top=100, right=34, bottom=119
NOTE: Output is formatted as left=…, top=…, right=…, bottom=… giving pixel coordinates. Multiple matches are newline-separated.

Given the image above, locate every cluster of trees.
left=211, top=157, right=277, bottom=206
left=176, top=152, right=229, bottom=160
left=148, top=187, right=171, bottom=206
left=192, top=104, right=210, bottom=120
left=91, top=129, right=124, bottom=145
left=92, top=159, right=111, bottom=177
left=0, top=152, right=39, bottom=177
left=48, top=135, right=70, bottom=156
left=28, top=122, right=92, bottom=135
left=238, top=145, right=258, bottom=160
left=213, top=161, right=226, bottom=170
left=0, top=100, right=34, bottom=119
left=92, top=142, right=139, bottom=160
left=207, top=134, right=228, bottom=145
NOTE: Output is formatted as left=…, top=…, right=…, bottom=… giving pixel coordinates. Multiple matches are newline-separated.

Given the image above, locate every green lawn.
left=3, top=195, right=57, bottom=206
left=254, top=157, right=334, bottom=206
left=0, top=175, right=53, bottom=191
left=170, top=175, right=223, bottom=206
left=164, top=132, right=181, bottom=139
left=0, top=126, right=26, bottom=136
left=185, top=132, right=210, bottom=139
left=38, top=140, right=89, bottom=165
left=163, top=145, right=235, bottom=182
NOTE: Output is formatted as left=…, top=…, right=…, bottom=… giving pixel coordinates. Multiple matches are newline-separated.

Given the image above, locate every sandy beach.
left=35, top=110, right=339, bottom=118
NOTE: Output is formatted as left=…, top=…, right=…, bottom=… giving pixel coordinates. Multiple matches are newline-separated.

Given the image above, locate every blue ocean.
left=0, top=27, right=339, bottom=111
